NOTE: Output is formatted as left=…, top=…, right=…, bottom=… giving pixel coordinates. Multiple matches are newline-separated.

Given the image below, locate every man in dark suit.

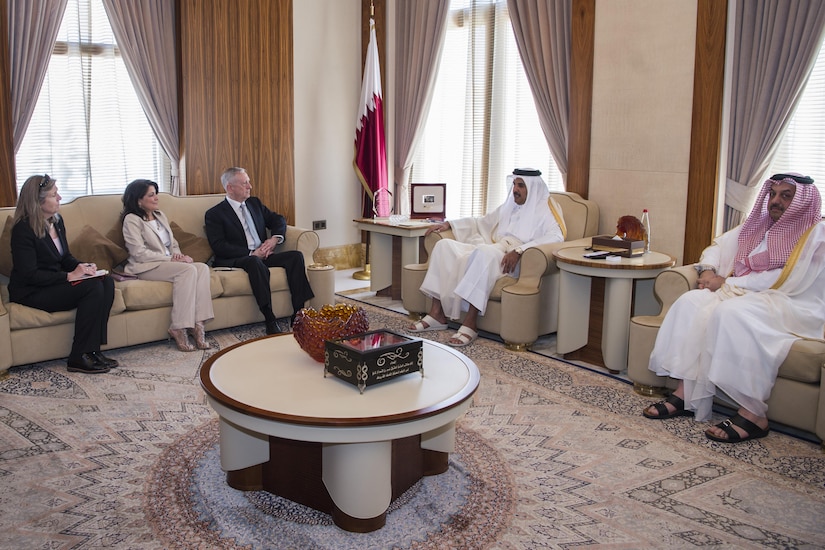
left=205, top=167, right=314, bottom=334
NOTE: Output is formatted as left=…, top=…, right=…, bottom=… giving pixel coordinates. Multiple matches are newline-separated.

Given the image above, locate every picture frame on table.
left=410, top=183, right=446, bottom=220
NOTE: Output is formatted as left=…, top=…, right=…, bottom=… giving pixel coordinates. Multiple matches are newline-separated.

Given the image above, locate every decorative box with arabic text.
left=324, top=330, right=423, bottom=393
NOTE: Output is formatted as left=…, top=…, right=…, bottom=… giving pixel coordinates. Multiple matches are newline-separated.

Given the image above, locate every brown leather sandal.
left=642, top=394, right=693, bottom=419
left=705, top=414, right=769, bottom=443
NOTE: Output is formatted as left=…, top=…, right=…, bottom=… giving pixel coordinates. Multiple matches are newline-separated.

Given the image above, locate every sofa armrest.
left=282, top=226, right=320, bottom=266
left=0, top=296, right=10, bottom=372
left=654, top=265, right=697, bottom=316
left=423, top=229, right=453, bottom=258
left=511, top=245, right=553, bottom=291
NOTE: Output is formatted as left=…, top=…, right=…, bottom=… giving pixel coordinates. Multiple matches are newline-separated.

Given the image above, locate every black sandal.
left=705, top=414, right=769, bottom=443
left=642, top=394, right=693, bottom=420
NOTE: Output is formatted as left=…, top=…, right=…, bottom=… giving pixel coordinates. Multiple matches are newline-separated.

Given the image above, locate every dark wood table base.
left=225, top=433, right=448, bottom=532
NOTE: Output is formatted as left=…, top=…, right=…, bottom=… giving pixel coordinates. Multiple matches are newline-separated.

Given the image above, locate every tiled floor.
left=333, top=268, right=372, bottom=293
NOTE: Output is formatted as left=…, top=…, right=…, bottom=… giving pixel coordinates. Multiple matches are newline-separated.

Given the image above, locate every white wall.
left=293, top=0, right=363, bottom=248
left=589, top=0, right=697, bottom=265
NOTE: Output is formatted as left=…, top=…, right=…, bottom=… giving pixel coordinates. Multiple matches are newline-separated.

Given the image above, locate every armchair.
left=401, top=192, right=599, bottom=350
left=627, top=265, right=825, bottom=443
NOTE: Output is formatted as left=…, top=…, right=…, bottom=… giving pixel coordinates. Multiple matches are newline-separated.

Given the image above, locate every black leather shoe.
left=89, top=351, right=119, bottom=368
left=67, top=354, right=110, bottom=374
left=265, top=320, right=284, bottom=335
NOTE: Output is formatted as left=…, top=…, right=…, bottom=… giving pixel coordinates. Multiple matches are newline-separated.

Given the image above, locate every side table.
left=306, top=263, right=335, bottom=309
left=354, top=218, right=433, bottom=299
left=552, top=246, right=675, bottom=373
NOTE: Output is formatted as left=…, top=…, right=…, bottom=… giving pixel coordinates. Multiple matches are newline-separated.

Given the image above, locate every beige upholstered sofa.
left=401, top=191, right=600, bottom=349
left=0, top=192, right=335, bottom=374
left=628, top=265, right=825, bottom=443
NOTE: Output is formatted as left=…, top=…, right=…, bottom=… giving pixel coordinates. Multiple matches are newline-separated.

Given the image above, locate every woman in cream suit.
left=121, top=180, right=214, bottom=351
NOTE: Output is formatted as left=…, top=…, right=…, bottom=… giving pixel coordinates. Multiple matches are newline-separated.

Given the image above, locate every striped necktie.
left=240, top=203, right=262, bottom=249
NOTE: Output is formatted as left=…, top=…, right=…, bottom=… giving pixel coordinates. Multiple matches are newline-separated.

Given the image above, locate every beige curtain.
left=507, top=0, right=570, bottom=179
left=393, top=0, right=450, bottom=215
left=725, top=0, right=825, bottom=229
left=7, top=0, right=67, bottom=153
left=102, top=0, right=182, bottom=195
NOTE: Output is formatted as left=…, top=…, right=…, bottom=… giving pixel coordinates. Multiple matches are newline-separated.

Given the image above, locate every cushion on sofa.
left=9, top=303, right=76, bottom=329
left=117, top=279, right=173, bottom=311
left=116, top=271, right=224, bottom=311
left=488, top=275, right=517, bottom=301
left=170, top=221, right=213, bottom=263
left=209, top=270, right=224, bottom=298
left=70, top=225, right=129, bottom=271
left=778, top=339, right=825, bottom=384
left=214, top=267, right=289, bottom=297
left=0, top=216, right=14, bottom=277
left=105, top=220, right=127, bottom=250
left=8, top=288, right=126, bottom=330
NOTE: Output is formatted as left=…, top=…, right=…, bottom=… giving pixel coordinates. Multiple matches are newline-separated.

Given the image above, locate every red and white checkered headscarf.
left=734, top=173, right=822, bottom=276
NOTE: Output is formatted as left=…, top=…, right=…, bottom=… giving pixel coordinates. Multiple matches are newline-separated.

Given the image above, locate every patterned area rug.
left=0, top=300, right=824, bottom=549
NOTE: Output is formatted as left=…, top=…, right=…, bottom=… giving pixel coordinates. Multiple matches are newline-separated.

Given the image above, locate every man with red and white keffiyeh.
left=642, top=173, right=825, bottom=443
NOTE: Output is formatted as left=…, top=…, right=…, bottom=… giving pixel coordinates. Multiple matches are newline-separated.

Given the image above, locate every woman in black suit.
left=9, top=175, right=117, bottom=373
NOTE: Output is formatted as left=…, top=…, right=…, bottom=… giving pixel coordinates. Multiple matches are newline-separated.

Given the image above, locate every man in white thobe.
left=407, top=168, right=564, bottom=347
left=643, top=173, right=825, bottom=443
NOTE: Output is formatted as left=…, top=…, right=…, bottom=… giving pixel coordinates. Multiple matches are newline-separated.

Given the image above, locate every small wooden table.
left=553, top=246, right=675, bottom=373
left=200, top=334, right=479, bottom=532
left=354, top=218, right=434, bottom=299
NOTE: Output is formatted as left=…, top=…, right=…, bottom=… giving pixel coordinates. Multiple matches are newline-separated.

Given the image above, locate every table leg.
left=374, top=234, right=423, bottom=300
left=420, top=420, right=456, bottom=475
left=556, top=270, right=591, bottom=354
left=323, top=440, right=392, bottom=528
left=368, top=233, right=393, bottom=293
left=400, top=235, right=421, bottom=273
left=420, top=420, right=456, bottom=452
left=218, top=418, right=270, bottom=471
left=601, top=277, right=634, bottom=372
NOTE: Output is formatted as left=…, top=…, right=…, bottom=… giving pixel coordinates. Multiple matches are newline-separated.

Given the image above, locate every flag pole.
left=353, top=4, right=374, bottom=282
left=352, top=0, right=386, bottom=282
left=353, top=192, right=371, bottom=280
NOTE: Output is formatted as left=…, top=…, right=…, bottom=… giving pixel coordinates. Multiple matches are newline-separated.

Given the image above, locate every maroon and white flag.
left=353, top=17, right=390, bottom=218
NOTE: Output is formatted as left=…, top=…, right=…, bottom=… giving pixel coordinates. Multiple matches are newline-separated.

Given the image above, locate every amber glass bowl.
left=292, top=304, right=370, bottom=363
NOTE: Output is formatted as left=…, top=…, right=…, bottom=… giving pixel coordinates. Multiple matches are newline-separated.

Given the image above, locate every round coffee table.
left=199, top=334, right=479, bottom=532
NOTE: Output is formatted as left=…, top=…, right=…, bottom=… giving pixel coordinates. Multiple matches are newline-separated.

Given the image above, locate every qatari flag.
left=353, top=17, right=390, bottom=218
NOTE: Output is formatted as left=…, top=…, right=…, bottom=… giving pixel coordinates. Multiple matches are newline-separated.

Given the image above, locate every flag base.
left=353, top=264, right=371, bottom=281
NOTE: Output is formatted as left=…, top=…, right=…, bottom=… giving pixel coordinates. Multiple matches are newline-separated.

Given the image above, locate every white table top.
left=553, top=245, right=675, bottom=271
left=200, top=335, right=480, bottom=427
left=353, top=218, right=434, bottom=236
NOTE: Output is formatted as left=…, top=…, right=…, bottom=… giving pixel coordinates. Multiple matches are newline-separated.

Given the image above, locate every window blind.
left=410, top=0, right=563, bottom=219
left=15, top=0, right=168, bottom=202
left=770, top=38, right=825, bottom=215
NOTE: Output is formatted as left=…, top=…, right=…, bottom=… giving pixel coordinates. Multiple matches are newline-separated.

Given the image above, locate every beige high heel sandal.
left=190, top=322, right=210, bottom=350
left=168, top=327, right=196, bottom=352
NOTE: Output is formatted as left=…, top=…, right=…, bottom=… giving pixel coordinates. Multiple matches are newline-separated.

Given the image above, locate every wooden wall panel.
left=0, top=1, right=17, bottom=207
left=568, top=0, right=595, bottom=199
left=684, top=0, right=727, bottom=263
left=179, top=0, right=295, bottom=222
